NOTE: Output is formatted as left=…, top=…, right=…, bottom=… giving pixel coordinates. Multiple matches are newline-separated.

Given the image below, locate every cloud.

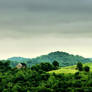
left=0, top=0, right=92, bottom=39
left=0, top=0, right=92, bottom=59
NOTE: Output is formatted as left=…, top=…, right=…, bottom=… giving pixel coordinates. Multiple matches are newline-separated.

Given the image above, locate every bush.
left=52, top=61, right=59, bottom=67
left=84, top=66, right=90, bottom=72
left=74, top=72, right=81, bottom=79
left=77, top=62, right=83, bottom=71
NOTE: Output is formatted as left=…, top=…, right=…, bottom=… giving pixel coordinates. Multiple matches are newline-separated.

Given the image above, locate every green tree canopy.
left=52, top=61, right=59, bottom=67
left=84, top=66, right=90, bottom=72
left=77, top=62, right=83, bottom=71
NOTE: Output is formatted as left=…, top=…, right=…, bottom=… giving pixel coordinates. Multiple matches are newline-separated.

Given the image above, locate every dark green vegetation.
left=31, top=62, right=59, bottom=72
left=77, top=62, right=83, bottom=71
left=84, top=66, right=90, bottom=72
left=77, top=62, right=90, bottom=72
left=8, top=51, right=92, bottom=67
left=1, top=60, right=92, bottom=92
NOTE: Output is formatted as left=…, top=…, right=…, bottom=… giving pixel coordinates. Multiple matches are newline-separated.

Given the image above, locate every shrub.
left=52, top=61, right=59, bottom=67
left=84, top=66, right=90, bottom=72
left=77, top=62, right=83, bottom=71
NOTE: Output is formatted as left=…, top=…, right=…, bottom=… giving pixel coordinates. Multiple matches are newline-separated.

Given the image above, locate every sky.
left=0, top=0, right=92, bottom=59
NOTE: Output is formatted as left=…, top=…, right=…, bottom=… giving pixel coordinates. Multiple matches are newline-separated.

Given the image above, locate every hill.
left=27, top=51, right=92, bottom=67
left=49, top=62, right=92, bottom=74
left=88, top=58, right=92, bottom=60
left=8, top=57, right=31, bottom=62
left=8, top=57, right=31, bottom=67
left=1, top=61, right=92, bottom=92
left=8, top=51, right=92, bottom=67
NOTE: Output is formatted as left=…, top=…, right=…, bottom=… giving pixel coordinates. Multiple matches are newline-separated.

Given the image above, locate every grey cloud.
left=0, top=0, right=92, bottom=39
left=0, top=0, right=92, bottom=12
left=0, top=0, right=92, bottom=59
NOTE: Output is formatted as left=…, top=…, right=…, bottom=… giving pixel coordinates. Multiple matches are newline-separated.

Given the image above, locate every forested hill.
left=88, top=58, right=92, bottom=60
left=8, top=57, right=31, bottom=62
left=8, top=51, right=92, bottom=67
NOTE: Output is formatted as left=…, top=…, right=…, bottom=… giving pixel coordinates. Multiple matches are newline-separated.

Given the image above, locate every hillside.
left=8, top=57, right=31, bottom=67
left=8, top=51, right=92, bottom=67
left=88, top=58, right=92, bottom=60
left=1, top=61, right=92, bottom=92
left=49, top=62, right=92, bottom=74
left=8, top=57, right=31, bottom=62
left=27, top=51, right=92, bottom=67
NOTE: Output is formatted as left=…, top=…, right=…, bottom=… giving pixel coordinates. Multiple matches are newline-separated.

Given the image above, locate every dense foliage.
left=0, top=61, right=92, bottom=92
left=31, top=62, right=59, bottom=72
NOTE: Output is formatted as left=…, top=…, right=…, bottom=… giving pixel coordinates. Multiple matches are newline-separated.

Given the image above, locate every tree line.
left=0, top=60, right=92, bottom=92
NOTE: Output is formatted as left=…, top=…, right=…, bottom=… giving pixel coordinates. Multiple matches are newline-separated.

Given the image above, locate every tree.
left=84, top=66, right=90, bottom=72
left=52, top=61, right=59, bottom=67
left=77, top=62, right=83, bottom=71
left=31, top=62, right=56, bottom=72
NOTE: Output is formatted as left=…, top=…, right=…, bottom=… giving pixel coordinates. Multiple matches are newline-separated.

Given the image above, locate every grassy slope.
left=49, top=62, right=92, bottom=74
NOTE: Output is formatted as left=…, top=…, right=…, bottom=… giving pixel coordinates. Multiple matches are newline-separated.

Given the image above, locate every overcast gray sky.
left=0, top=0, right=92, bottom=59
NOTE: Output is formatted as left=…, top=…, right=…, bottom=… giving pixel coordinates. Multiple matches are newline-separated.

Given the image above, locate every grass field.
left=49, top=62, right=92, bottom=74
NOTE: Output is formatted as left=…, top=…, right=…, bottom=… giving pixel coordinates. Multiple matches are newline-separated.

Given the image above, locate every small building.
left=16, top=63, right=26, bottom=69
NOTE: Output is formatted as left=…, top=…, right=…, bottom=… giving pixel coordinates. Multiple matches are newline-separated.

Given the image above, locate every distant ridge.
left=88, top=58, right=92, bottom=60
left=8, top=57, right=31, bottom=62
left=8, top=51, right=92, bottom=67
left=29, top=51, right=92, bottom=67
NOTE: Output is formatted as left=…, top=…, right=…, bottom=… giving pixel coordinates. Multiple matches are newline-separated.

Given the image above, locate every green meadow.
left=49, top=62, right=92, bottom=74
